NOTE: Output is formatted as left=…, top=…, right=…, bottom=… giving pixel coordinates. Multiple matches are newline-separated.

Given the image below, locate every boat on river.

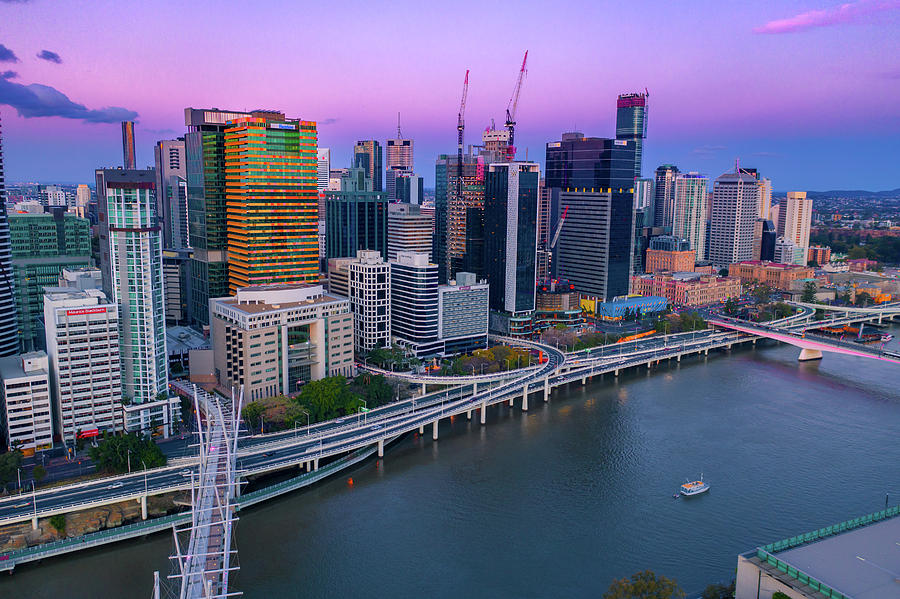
left=680, top=475, right=709, bottom=496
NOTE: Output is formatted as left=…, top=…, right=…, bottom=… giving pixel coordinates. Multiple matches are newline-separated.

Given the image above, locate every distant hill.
left=774, top=189, right=900, bottom=199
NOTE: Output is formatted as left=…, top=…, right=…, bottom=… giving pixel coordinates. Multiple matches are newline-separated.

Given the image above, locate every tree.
left=855, top=291, right=872, bottom=307
left=772, top=593, right=790, bottom=599
left=847, top=246, right=868, bottom=260
left=603, top=570, right=685, bottom=599
left=49, top=514, right=66, bottom=535
left=88, top=432, right=167, bottom=474
left=32, top=465, right=47, bottom=484
left=773, top=302, right=794, bottom=320
left=752, top=284, right=773, bottom=305
left=800, top=281, right=818, bottom=303
left=702, top=581, right=735, bottom=599
left=241, top=402, right=265, bottom=430
left=0, top=450, right=23, bottom=485
left=723, top=297, right=739, bottom=316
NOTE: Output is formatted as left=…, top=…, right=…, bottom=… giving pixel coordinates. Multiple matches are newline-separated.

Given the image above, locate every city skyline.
left=0, top=0, right=898, bottom=189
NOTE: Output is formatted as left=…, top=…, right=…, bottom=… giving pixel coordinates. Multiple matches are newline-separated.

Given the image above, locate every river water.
left=4, top=333, right=900, bottom=598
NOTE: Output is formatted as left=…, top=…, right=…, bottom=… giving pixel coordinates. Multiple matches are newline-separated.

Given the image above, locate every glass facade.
left=545, top=135, right=636, bottom=300
left=615, top=93, right=647, bottom=179
left=225, top=116, right=319, bottom=292
left=0, top=117, right=19, bottom=357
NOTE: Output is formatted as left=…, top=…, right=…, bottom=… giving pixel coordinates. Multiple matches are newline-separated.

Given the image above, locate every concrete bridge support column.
left=480, top=402, right=487, bottom=425
left=522, top=388, right=529, bottom=412
left=879, top=313, right=883, bottom=324
left=676, top=354, right=681, bottom=362
left=313, top=458, right=319, bottom=471
left=647, top=361, right=652, bottom=370
left=704, top=348, right=709, bottom=356
left=377, top=439, right=384, bottom=458
left=508, top=394, right=514, bottom=407
left=141, top=495, right=148, bottom=520
left=421, top=383, right=426, bottom=395
left=614, top=369, right=619, bottom=377
left=543, top=377, right=550, bottom=402
left=418, top=425, right=424, bottom=435
left=32, top=516, right=38, bottom=530
left=432, top=420, right=439, bottom=440
left=581, top=377, right=587, bottom=385
left=799, top=348, right=823, bottom=362
left=466, top=410, right=472, bottom=420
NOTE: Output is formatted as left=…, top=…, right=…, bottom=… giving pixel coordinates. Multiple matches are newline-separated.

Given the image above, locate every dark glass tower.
left=325, top=168, right=388, bottom=259
left=615, top=93, right=647, bottom=179
left=354, top=140, right=383, bottom=192
left=653, top=164, right=679, bottom=230
left=0, top=115, right=19, bottom=356
left=483, top=162, right=539, bottom=314
left=545, top=133, right=636, bottom=300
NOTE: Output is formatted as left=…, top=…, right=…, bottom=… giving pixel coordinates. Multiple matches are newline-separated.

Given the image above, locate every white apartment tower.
left=708, top=168, right=760, bottom=268
left=672, top=173, right=708, bottom=260
left=348, top=250, right=391, bottom=354
left=0, top=352, right=52, bottom=453
left=387, top=203, right=433, bottom=261
left=778, top=191, right=812, bottom=264
left=390, top=252, right=441, bottom=357
left=43, top=288, right=123, bottom=445
left=96, top=169, right=177, bottom=436
left=317, top=148, right=331, bottom=193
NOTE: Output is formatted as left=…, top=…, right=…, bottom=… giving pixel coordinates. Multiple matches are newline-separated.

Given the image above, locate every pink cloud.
left=754, top=0, right=900, bottom=34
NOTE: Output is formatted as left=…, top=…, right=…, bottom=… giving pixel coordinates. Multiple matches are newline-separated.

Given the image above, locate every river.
left=4, top=332, right=900, bottom=598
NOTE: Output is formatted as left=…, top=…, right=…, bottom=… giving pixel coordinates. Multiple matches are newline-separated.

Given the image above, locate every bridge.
left=1, top=306, right=898, bottom=572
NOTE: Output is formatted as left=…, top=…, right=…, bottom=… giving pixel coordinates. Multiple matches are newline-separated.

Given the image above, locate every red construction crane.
left=456, top=69, right=469, bottom=204
left=505, top=51, right=528, bottom=161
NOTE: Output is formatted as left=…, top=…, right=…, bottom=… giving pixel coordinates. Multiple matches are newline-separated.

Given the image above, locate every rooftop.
left=166, top=326, right=210, bottom=354
left=214, top=284, right=346, bottom=315
left=0, top=352, right=48, bottom=380
left=759, top=509, right=900, bottom=599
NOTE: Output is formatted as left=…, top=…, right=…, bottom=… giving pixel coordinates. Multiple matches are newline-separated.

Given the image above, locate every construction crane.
left=550, top=205, right=568, bottom=249
left=456, top=69, right=469, bottom=205
left=505, top=51, right=528, bottom=161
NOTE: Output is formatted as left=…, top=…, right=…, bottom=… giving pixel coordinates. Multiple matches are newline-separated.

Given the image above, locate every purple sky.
left=1, top=0, right=899, bottom=190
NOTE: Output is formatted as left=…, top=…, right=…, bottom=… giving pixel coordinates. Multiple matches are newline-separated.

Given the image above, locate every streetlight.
left=32, top=481, right=37, bottom=523
left=127, top=449, right=132, bottom=474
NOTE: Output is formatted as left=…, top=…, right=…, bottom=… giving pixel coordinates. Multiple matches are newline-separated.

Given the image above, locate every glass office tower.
left=615, top=93, right=648, bottom=179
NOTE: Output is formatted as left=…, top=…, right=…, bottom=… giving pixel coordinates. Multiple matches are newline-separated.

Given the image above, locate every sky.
left=0, top=0, right=899, bottom=190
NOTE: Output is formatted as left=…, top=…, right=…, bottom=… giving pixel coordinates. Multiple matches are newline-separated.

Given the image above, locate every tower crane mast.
left=456, top=69, right=469, bottom=207
left=505, top=51, right=528, bottom=161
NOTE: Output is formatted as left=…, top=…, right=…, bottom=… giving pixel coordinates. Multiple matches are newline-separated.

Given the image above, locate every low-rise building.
left=644, top=236, right=695, bottom=274
left=631, top=272, right=742, bottom=306
left=736, top=508, right=900, bottom=599
left=848, top=258, right=878, bottom=272
left=593, top=295, right=668, bottom=320
left=535, top=279, right=582, bottom=331
left=0, top=352, right=52, bottom=454
left=166, top=325, right=209, bottom=373
left=728, top=261, right=815, bottom=289
left=210, top=284, right=354, bottom=401
left=438, top=272, right=489, bottom=355
left=807, top=245, right=831, bottom=266
left=43, top=288, right=123, bottom=446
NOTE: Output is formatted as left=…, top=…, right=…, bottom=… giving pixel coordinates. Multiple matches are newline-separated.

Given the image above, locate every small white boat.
left=680, top=474, right=709, bottom=496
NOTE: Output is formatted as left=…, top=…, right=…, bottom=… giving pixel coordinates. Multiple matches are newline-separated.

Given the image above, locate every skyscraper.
left=316, top=148, right=331, bottom=193
left=672, top=173, right=708, bottom=260
left=121, top=121, right=136, bottom=169
left=390, top=251, right=441, bottom=357
left=434, top=152, right=485, bottom=283
left=184, top=107, right=252, bottom=325
left=483, top=162, right=540, bottom=318
left=348, top=250, right=391, bottom=353
left=386, top=125, right=414, bottom=200
left=0, top=115, right=19, bottom=357
left=354, top=140, right=383, bottom=192
left=325, top=168, right=388, bottom=260
left=653, top=164, right=679, bottom=230
left=708, top=168, right=760, bottom=268
left=616, top=92, right=648, bottom=179
left=545, top=133, right=637, bottom=300
left=224, top=113, right=319, bottom=292
left=394, top=172, right=424, bottom=205
left=154, top=138, right=188, bottom=249
left=96, top=168, right=177, bottom=435
left=10, top=210, right=92, bottom=351
left=778, top=191, right=812, bottom=264
left=387, top=203, right=432, bottom=261
left=75, top=184, right=91, bottom=208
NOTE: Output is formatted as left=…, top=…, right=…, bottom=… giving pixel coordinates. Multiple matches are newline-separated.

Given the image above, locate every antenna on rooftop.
left=397, top=112, right=402, bottom=138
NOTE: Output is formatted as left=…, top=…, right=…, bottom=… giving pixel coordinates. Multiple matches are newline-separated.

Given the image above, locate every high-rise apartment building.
left=672, top=173, right=708, bottom=259
left=0, top=351, right=52, bottom=453
left=483, top=162, right=540, bottom=317
left=225, top=113, right=318, bottom=292
left=154, top=138, right=188, bottom=249
left=387, top=203, right=432, bottom=261
left=348, top=250, right=390, bottom=353
left=121, top=121, right=136, bottom=169
left=536, top=179, right=552, bottom=282
left=708, top=168, right=760, bottom=268
left=43, top=288, right=123, bottom=445
left=616, top=92, right=648, bottom=179
left=210, top=284, right=354, bottom=401
left=96, top=169, right=176, bottom=435
left=184, top=107, right=252, bottom=325
left=354, top=140, right=383, bottom=192
left=390, top=252, right=441, bottom=357
left=0, top=116, right=20, bottom=358
left=9, top=211, right=91, bottom=351
left=633, top=178, right=653, bottom=214
left=40, top=185, right=68, bottom=207
left=653, top=164, right=679, bottom=230
left=545, top=133, right=637, bottom=300
left=778, top=191, right=812, bottom=264
left=325, top=168, right=388, bottom=260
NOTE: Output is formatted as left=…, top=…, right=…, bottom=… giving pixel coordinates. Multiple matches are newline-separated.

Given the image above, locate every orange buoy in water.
left=347, top=477, right=354, bottom=486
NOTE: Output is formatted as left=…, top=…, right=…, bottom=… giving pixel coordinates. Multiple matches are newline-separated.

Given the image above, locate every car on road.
left=369, top=424, right=382, bottom=431
left=180, top=469, right=192, bottom=477
left=335, top=418, right=347, bottom=424
left=107, top=482, right=124, bottom=489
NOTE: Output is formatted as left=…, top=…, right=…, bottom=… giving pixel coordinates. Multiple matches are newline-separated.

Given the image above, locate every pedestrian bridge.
left=709, top=318, right=900, bottom=364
